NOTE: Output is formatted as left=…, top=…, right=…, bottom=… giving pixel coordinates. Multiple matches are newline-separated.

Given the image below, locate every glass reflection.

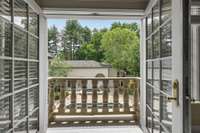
left=14, top=27, right=27, bottom=58
left=161, top=0, right=171, bottom=23
left=0, top=0, right=11, bottom=21
left=160, top=93, right=172, bottom=132
left=153, top=2, right=159, bottom=31
left=153, top=61, right=160, bottom=89
left=147, top=39, right=152, bottom=59
left=153, top=32, right=160, bottom=58
left=146, top=107, right=152, bottom=133
left=0, top=59, right=11, bottom=96
left=147, top=84, right=153, bottom=108
left=29, top=87, right=39, bottom=113
left=161, top=23, right=172, bottom=57
left=147, top=61, right=153, bottom=84
left=153, top=88, right=160, bottom=118
left=14, top=91, right=27, bottom=125
left=161, top=59, right=172, bottom=95
left=29, top=7, right=38, bottom=35
left=147, top=14, right=152, bottom=36
left=14, top=120, right=27, bottom=133
left=0, top=97, right=11, bottom=132
left=29, top=35, right=38, bottom=59
left=191, top=6, right=200, bottom=16
left=153, top=116, right=160, bottom=133
left=0, top=19, right=12, bottom=57
left=14, top=0, right=27, bottom=29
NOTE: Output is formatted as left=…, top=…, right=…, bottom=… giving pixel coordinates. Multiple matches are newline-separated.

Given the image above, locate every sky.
left=48, top=19, right=140, bottom=31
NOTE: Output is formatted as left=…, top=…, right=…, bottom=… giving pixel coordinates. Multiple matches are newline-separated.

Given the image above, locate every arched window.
left=95, top=73, right=105, bottom=77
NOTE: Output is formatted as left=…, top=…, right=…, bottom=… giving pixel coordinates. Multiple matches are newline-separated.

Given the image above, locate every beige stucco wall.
left=108, top=68, right=118, bottom=77
left=67, top=68, right=110, bottom=77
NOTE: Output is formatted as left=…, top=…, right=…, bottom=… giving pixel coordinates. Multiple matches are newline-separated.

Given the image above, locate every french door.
left=145, top=0, right=190, bottom=133
left=0, top=0, right=40, bottom=132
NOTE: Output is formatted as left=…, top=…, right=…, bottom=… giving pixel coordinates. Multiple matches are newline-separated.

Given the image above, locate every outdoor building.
left=0, top=0, right=200, bottom=133
left=64, top=60, right=118, bottom=77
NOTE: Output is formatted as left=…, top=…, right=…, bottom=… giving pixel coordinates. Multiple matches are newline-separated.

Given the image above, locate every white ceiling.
left=35, top=0, right=149, bottom=10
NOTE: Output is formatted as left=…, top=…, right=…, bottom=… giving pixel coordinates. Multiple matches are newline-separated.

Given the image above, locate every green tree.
left=81, top=26, right=91, bottom=43
left=48, top=53, right=71, bottom=77
left=62, top=20, right=83, bottom=60
left=90, top=31, right=105, bottom=61
left=75, top=43, right=96, bottom=60
left=111, top=22, right=140, bottom=36
left=101, top=28, right=139, bottom=76
left=76, top=30, right=106, bottom=61
left=48, top=25, right=60, bottom=55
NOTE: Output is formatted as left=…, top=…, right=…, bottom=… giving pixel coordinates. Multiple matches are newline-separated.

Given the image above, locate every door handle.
left=168, top=79, right=179, bottom=106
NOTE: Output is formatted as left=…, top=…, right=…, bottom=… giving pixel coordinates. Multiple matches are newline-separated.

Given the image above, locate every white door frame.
left=39, top=15, right=48, bottom=133
left=141, top=0, right=190, bottom=133
left=25, top=1, right=49, bottom=133
left=29, top=0, right=191, bottom=132
left=36, top=3, right=146, bottom=133
left=172, top=0, right=190, bottom=133
left=171, top=0, right=184, bottom=132
left=21, top=1, right=48, bottom=133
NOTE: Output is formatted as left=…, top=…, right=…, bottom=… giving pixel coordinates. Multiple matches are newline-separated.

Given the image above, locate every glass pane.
left=191, top=6, right=200, bottom=16
left=14, top=80, right=27, bottom=91
left=14, top=120, right=27, bottom=133
left=14, top=60, right=27, bottom=79
left=0, top=0, right=11, bottom=21
left=153, top=61, right=160, bottom=89
left=153, top=32, right=160, bottom=58
left=161, top=59, right=172, bottom=95
left=147, top=13, right=152, bottom=36
left=29, top=62, right=38, bottom=78
left=29, top=79, right=39, bottom=86
left=160, top=93, right=172, bottom=133
left=0, top=59, right=11, bottom=96
left=146, top=39, right=152, bottom=59
left=14, top=0, right=27, bottom=29
left=0, top=97, right=11, bottom=132
left=147, top=62, right=153, bottom=84
left=153, top=88, right=160, bottom=118
left=153, top=116, right=160, bottom=133
left=14, top=27, right=27, bottom=58
left=161, top=126, right=168, bottom=133
left=29, top=8, right=38, bottom=36
left=153, top=2, right=159, bottom=31
left=146, top=107, right=152, bottom=133
left=146, top=84, right=153, bottom=108
left=161, top=0, right=171, bottom=23
left=29, top=35, right=38, bottom=59
left=29, top=110, right=39, bottom=133
left=14, top=91, right=27, bottom=125
left=0, top=19, right=12, bottom=57
left=161, top=22, right=172, bottom=57
left=29, top=86, right=39, bottom=113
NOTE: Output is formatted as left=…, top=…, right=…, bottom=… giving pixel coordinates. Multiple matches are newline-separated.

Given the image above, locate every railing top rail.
left=48, top=77, right=141, bottom=80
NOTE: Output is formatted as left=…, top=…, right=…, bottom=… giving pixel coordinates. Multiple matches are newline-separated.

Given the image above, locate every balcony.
left=48, top=77, right=140, bottom=131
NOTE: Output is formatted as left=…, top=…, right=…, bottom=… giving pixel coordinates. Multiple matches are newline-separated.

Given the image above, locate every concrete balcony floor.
left=47, top=125, right=143, bottom=133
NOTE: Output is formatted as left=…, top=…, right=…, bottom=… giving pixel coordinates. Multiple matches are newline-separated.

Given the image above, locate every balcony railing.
left=48, top=77, right=140, bottom=127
